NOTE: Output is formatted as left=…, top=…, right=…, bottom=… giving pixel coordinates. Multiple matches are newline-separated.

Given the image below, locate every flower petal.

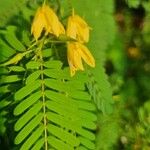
left=31, top=7, right=46, bottom=40
left=58, top=21, right=65, bottom=35
left=73, top=48, right=84, bottom=71
left=31, top=4, right=65, bottom=40
left=67, top=17, right=77, bottom=39
left=67, top=43, right=77, bottom=76
left=78, top=43, right=95, bottom=67
left=74, top=15, right=90, bottom=43
left=67, top=42, right=84, bottom=76
left=43, top=5, right=65, bottom=36
left=67, top=13, right=90, bottom=43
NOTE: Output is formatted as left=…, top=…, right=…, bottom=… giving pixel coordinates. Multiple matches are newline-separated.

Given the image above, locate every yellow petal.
left=74, top=15, right=90, bottom=43
left=73, top=46, right=84, bottom=71
left=77, top=24, right=89, bottom=43
left=67, top=42, right=84, bottom=76
left=31, top=7, right=46, bottom=40
left=42, top=4, right=65, bottom=36
left=58, top=21, right=65, bottom=35
left=31, top=4, right=65, bottom=39
left=78, top=43, right=95, bottom=67
left=67, top=43, right=77, bottom=76
left=67, top=13, right=90, bottom=43
left=68, top=43, right=84, bottom=69
left=67, top=17, right=77, bottom=39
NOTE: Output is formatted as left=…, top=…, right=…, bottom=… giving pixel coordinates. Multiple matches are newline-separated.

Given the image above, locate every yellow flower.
left=31, top=4, right=65, bottom=40
left=67, top=42, right=95, bottom=76
left=67, top=11, right=90, bottom=43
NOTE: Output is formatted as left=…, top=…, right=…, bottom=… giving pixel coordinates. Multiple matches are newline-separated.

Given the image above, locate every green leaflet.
left=48, top=136, right=74, bottom=150
left=69, top=90, right=91, bottom=101
left=0, top=85, right=10, bottom=93
left=26, top=61, right=41, bottom=69
left=0, top=75, right=21, bottom=84
left=15, top=80, right=41, bottom=101
left=8, top=66, right=25, bottom=72
left=43, top=60, right=63, bottom=69
left=76, top=146, right=87, bottom=150
left=21, top=30, right=31, bottom=47
left=47, top=112, right=82, bottom=131
left=26, top=70, right=41, bottom=84
left=42, top=48, right=53, bottom=58
left=45, top=78, right=73, bottom=92
left=0, top=99, right=11, bottom=109
left=79, top=110, right=97, bottom=122
left=47, top=124, right=80, bottom=147
left=31, top=138, right=44, bottom=150
left=15, top=113, right=43, bottom=144
left=49, top=107, right=96, bottom=142
left=47, top=111, right=96, bottom=131
left=45, top=90, right=78, bottom=110
left=14, top=91, right=41, bottom=115
left=73, top=100, right=96, bottom=111
left=0, top=53, right=23, bottom=66
left=44, top=68, right=71, bottom=80
left=45, top=78, right=85, bottom=92
left=46, top=101, right=80, bottom=120
left=0, top=38, right=16, bottom=62
left=20, top=126, right=44, bottom=150
left=4, top=26, right=25, bottom=51
left=87, top=63, right=114, bottom=114
left=43, top=68, right=87, bottom=82
left=14, top=102, right=42, bottom=131
left=79, top=118, right=96, bottom=130
left=67, top=80, right=86, bottom=90
left=0, top=117, right=7, bottom=134
left=78, top=128, right=95, bottom=141
left=79, top=136, right=95, bottom=150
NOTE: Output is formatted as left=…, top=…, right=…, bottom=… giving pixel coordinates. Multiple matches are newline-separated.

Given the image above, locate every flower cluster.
left=31, top=4, right=95, bottom=76
left=66, top=11, right=95, bottom=76
left=31, top=4, right=65, bottom=40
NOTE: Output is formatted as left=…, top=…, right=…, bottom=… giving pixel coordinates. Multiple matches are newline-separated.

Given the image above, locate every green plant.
left=0, top=0, right=116, bottom=149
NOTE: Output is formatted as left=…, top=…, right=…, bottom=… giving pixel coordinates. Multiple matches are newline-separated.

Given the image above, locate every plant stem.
left=56, top=0, right=61, bottom=15
left=67, top=0, right=73, bottom=15
left=39, top=39, right=48, bottom=150
left=43, top=0, right=47, bottom=5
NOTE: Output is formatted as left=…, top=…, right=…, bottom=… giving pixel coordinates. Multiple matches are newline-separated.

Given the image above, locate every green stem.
left=45, top=37, right=77, bottom=44
left=67, top=0, right=73, bottom=15
left=53, top=45, right=60, bottom=59
left=43, top=0, right=47, bottom=5
left=56, top=0, right=61, bottom=15
left=38, top=39, right=48, bottom=150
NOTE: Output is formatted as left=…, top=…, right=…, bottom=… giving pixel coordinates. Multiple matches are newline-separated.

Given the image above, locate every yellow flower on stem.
left=31, top=4, right=65, bottom=40
left=67, top=42, right=95, bottom=76
left=67, top=10, right=90, bottom=43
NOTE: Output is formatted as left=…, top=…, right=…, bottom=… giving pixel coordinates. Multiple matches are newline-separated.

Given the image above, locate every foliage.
left=0, top=0, right=115, bottom=149
left=0, top=0, right=150, bottom=150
